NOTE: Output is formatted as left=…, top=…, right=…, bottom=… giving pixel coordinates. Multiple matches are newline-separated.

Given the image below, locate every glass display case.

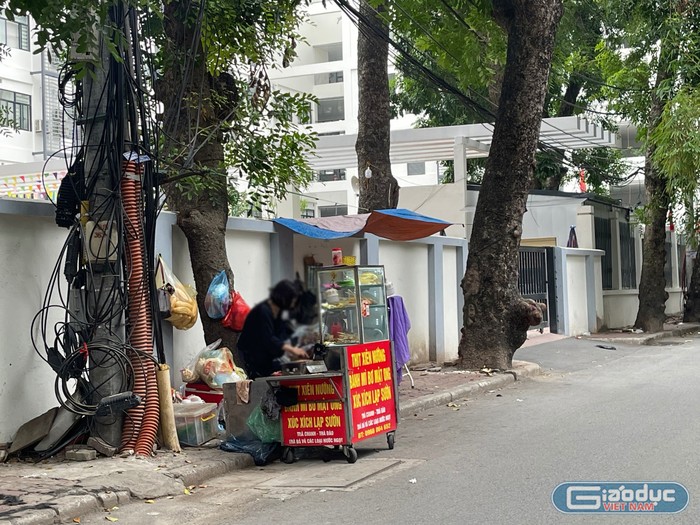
left=314, top=265, right=388, bottom=346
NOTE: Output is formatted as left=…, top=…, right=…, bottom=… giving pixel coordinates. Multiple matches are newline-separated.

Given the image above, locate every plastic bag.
left=222, top=290, right=250, bottom=332
left=180, top=338, right=247, bottom=387
left=205, top=271, right=231, bottom=320
left=247, top=405, right=281, bottom=443
left=155, top=255, right=198, bottom=330
left=219, top=436, right=281, bottom=466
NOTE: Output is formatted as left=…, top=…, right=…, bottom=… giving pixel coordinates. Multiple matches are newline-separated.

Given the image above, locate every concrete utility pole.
left=80, top=11, right=128, bottom=448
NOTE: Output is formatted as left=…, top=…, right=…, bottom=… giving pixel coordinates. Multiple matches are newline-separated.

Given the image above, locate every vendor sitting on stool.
left=238, top=279, right=308, bottom=379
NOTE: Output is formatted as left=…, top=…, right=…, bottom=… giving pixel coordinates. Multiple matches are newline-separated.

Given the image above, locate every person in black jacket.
left=237, top=280, right=308, bottom=379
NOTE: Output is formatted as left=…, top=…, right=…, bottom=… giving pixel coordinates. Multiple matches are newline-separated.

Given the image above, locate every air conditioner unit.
left=34, top=119, right=43, bottom=133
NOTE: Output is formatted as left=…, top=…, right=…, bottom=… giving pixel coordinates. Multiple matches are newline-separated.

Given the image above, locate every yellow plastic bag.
left=155, top=255, right=198, bottom=330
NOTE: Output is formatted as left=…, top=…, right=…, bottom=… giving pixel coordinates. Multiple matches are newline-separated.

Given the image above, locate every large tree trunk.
left=158, top=1, right=242, bottom=361
left=356, top=0, right=399, bottom=212
left=458, top=0, right=563, bottom=370
left=634, top=41, right=675, bottom=333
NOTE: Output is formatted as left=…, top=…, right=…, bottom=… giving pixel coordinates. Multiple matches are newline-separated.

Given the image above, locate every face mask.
left=281, top=310, right=290, bottom=321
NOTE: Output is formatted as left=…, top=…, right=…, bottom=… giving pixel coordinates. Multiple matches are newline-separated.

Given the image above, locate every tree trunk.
left=356, top=0, right=399, bottom=212
left=158, top=1, right=242, bottom=362
left=634, top=41, right=675, bottom=333
left=458, top=0, right=563, bottom=370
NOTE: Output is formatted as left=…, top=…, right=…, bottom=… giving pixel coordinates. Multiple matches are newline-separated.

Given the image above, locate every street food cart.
left=262, top=265, right=399, bottom=463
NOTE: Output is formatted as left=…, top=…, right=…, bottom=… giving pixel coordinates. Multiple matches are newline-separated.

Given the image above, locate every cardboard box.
left=173, top=403, right=218, bottom=446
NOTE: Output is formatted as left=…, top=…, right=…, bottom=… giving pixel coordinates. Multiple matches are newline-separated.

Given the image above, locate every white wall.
left=0, top=209, right=70, bottom=443
left=0, top=200, right=464, bottom=443
left=170, top=225, right=274, bottom=388
left=379, top=241, right=433, bottom=363
left=603, top=289, right=684, bottom=329
left=522, top=195, right=581, bottom=246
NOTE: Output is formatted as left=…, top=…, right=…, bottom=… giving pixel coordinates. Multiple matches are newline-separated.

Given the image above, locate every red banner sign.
left=346, top=340, right=396, bottom=443
left=281, top=377, right=347, bottom=446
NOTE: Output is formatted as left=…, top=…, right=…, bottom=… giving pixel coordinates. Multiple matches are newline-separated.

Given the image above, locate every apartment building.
left=270, top=1, right=438, bottom=219
left=0, top=13, right=70, bottom=199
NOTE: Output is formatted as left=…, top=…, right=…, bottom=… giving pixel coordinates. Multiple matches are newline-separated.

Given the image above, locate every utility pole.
left=80, top=8, right=128, bottom=448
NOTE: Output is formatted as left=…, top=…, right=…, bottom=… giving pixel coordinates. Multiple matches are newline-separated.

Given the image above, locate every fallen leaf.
left=198, top=485, right=209, bottom=488
left=409, top=478, right=417, bottom=484
left=73, top=519, right=81, bottom=524
left=184, top=488, right=191, bottom=495
left=167, top=496, right=174, bottom=500
left=145, top=500, right=155, bottom=504
left=187, top=485, right=196, bottom=490
left=446, top=402, right=460, bottom=408
left=105, top=518, right=119, bottom=522
left=110, top=507, right=119, bottom=511
left=147, top=512, right=160, bottom=516
left=184, top=459, right=192, bottom=464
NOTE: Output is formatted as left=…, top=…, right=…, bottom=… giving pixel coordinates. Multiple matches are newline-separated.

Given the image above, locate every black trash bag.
left=220, top=436, right=281, bottom=466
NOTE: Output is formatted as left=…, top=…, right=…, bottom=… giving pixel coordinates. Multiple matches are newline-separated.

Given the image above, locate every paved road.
left=79, top=336, right=700, bottom=524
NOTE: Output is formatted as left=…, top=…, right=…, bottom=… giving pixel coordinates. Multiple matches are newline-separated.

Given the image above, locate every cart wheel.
left=344, top=446, right=358, bottom=464
left=387, top=432, right=395, bottom=450
left=281, top=447, right=295, bottom=464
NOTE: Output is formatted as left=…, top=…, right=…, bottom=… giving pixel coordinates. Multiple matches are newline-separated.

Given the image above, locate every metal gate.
left=518, top=247, right=556, bottom=332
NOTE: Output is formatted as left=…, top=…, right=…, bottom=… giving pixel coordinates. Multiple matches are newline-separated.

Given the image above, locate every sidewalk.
left=1, top=324, right=693, bottom=525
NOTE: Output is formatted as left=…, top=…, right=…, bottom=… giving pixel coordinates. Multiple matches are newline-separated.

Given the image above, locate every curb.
left=398, top=360, right=541, bottom=417
left=586, top=324, right=700, bottom=346
left=167, top=452, right=255, bottom=487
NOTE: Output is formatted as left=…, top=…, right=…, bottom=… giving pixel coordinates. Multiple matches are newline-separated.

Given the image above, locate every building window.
left=316, top=97, right=344, bottom=123
left=0, top=15, right=30, bottom=51
left=326, top=43, right=342, bottom=62
left=407, top=162, right=426, bottom=176
left=316, top=169, right=346, bottom=182
left=301, top=208, right=315, bottom=219
left=319, top=204, right=348, bottom=217
left=314, top=71, right=344, bottom=86
left=317, top=131, right=345, bottom=137
left=0, top=89, right=31, bottom=130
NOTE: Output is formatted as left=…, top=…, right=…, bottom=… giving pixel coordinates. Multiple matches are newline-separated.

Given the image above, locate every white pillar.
left=575, top=205, right=596, bottom=249
left=671, top=229, right=679, bottom=288
left=454, top=136, right=471, bottom=241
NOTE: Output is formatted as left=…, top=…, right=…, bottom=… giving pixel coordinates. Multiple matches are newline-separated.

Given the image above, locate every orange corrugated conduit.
left=120, top=159, right=159, bottom=455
